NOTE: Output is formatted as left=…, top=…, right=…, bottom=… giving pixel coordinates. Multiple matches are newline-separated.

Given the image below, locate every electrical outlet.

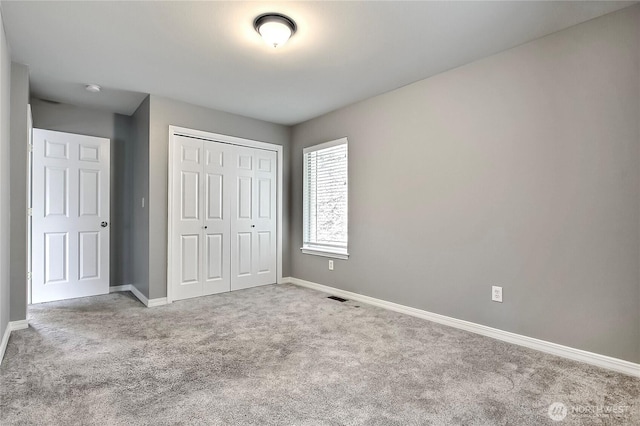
left=328, top=260, right=334, bottom=270
left=141, top=197, right=145, bottom=208
left=492, top=286, right=503, bottom=303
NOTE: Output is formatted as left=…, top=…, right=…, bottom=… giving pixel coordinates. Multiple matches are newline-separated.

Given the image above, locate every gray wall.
left=290, top=6, right=640, bottom=363
left=130, top=96, right=150, bottom=298
left=0, top=8, right=12, bottom=344
left=30, top=98, right=134, bottom=290
left=9, top=63, right=29, bottom=322
left=146, top=96, right=291, bottom=299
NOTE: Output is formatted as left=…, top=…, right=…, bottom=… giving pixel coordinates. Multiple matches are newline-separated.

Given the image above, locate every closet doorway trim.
left=167, top=125, right=284, bottom=303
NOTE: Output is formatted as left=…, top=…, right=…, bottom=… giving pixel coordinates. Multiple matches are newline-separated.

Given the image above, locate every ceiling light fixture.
left=85, top=84, right=101, bottom=93
left=254, top=13, right=297, bottom=48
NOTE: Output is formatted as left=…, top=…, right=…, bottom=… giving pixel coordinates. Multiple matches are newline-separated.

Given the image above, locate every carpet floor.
left=0, top=284, right=638, bottom=425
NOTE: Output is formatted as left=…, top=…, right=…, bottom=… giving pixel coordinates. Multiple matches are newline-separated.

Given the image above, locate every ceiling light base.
left=254, top=13, right=297, bottom=48
left=85, top=84, right=101, bottom=93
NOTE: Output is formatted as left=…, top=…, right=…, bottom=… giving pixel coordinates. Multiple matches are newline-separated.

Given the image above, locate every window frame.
left=301, top=137, right=349, bottom=260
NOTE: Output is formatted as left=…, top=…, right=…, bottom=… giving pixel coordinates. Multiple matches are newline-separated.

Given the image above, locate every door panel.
left=78, top=144, right=100, bottom=162
left=237, top=232, right=252, bottom=276
left=180, top=234, right=200, bottom=284
left=172, top=136, right=231, bottom=300
left=79, top=169, right=100, bottom=216
left=78, top=231, right=99, bottom=280
left=44, top=232, right=68, bottom=283
left=252, top=150, right=277, bottom=281
left=182, top=144, right=200, bottom=163
left=206, top=174, right=223, bottom=220
left=238, top=177, right=252, bottom=219
left=206, top=234, right=223, bottom=280
left=258, top=178, right=271, bottom=219
left=45, top=167, right=68, bottom=216
left=257, top=231, right=271, bottom=273
left=230, top=146, right=277, bottom=290
left=172, top=136, right=205, bottom=300
left=32, top=129, right=110, bottom=303
left=202, top=142, right=230, bottom=296
left=238, top=154, right=252, bottom=170
left=45, top=139, right=68, bottom=159
left=181, top=171, right=200, bottom=220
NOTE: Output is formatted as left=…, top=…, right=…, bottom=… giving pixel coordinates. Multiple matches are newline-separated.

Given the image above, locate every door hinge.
left=28, top=144, right=33, bottom=152
left=27, top=208, right=32, bottom=216
left=27, top=272, right=32, bottom=280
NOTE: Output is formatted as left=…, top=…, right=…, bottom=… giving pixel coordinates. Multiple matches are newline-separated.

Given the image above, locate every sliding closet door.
left=230, top=146, right=277, bottom=290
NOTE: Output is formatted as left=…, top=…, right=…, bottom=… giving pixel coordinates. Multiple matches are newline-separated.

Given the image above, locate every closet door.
left=172, top=136, right=205, bottom=300
left=171, top=136, right=277, bottom=300
left=230, top=146, right=277, bottom=290
left=202, top=142, right=231, bottom=295
left=172, top=137, right=233, bottom=300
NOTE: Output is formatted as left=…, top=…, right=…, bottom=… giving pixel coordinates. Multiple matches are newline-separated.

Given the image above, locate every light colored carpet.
left=0, top=284, right=638, bottom=425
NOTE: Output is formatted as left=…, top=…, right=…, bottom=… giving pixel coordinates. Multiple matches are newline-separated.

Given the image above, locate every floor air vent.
left=328, top=296, right=348, bottom=302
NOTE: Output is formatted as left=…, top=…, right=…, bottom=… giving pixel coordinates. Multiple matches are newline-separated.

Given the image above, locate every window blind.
left=303, top=139, right=348, bottom=255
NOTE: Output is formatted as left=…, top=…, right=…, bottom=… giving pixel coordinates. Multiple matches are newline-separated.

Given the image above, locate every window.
left=302, top=138, right=349, bottom=259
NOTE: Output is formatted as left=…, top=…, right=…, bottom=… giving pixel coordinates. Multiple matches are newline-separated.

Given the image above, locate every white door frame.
left=167, top=125, right=284, bottom=304
left=27, top=104, right=33, bottom=304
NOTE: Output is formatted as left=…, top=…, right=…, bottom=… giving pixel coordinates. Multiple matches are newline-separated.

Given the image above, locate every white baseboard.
left=0, top=319, right=30, bottom=365
left=10, top=320, right=28, bottom=331
left=110, top=284, right=168, bottom=308
left=0, top=323, right=10, bottom=365
left=147, top=297, right=168, bottom=307
left=286, top=277, right=640, bottom=378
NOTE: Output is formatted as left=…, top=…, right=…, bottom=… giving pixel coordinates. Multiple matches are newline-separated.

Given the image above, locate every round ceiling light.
left=254, top=13, right=297, bottom=48
left=85, top=84, right=101, bottom=93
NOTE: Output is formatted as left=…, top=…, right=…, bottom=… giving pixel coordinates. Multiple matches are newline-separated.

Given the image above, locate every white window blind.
left=302, top=138, right=348, bottom=259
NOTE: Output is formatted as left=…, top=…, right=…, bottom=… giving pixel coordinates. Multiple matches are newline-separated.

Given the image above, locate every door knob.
left=101, top=221, right=108, bottom=228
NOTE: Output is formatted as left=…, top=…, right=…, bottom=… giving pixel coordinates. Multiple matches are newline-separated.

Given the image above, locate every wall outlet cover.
left=492, top=286, right=503, bottom=303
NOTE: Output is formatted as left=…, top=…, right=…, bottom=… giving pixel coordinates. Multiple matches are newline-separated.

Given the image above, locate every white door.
left=32, top=129, right=110, bottom=303
left=202, top=142, right=232, bottom=295
left=230, top=146, right=277, bottom=291
left=171, top=136, right=231, bottom=301
left=170, top=136, right=277, bottom=300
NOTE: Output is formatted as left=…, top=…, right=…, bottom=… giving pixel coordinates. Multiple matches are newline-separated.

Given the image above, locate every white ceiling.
left=1, top=1, right=635, bottom=125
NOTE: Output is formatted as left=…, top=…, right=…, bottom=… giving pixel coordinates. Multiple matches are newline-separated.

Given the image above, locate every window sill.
left=300, top=247, right=349, bottom=260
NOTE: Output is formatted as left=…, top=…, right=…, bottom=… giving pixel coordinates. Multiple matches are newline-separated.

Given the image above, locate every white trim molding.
left=1, top=320, right=30, bottom=364
left=10, top=320, right=29, bottom=331
left=287, top=277, right=640, bottom=378
left=147, top=297, right=169, bottom=308
left=300, top=247, right=349, bottom=260
left=110, top=285, right=168, bottom=308
left=1, top=324, right=10, bottom=364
